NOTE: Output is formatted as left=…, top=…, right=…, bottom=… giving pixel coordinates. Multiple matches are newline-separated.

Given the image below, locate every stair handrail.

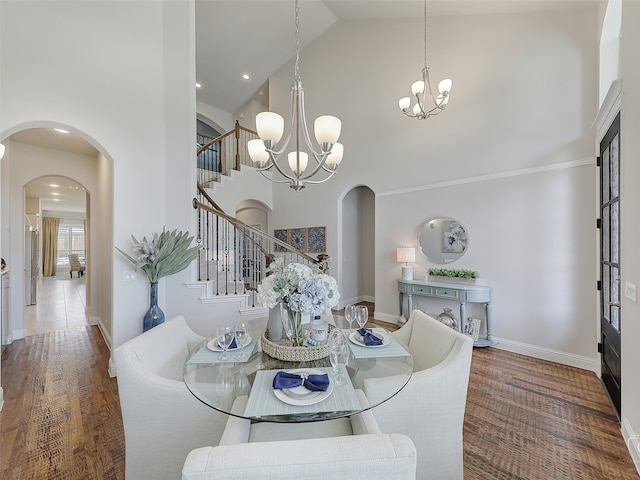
left=198, top=121, right=258, bottom=172
left=193, top=198, right=322, bottom=266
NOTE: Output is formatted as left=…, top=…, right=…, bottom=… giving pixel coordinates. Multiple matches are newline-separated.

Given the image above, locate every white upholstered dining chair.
left=363, top=309, right=474, bottom=479
left=114, top=315, right=238, bottom=480
left=182, top=433, right=417, bottom=480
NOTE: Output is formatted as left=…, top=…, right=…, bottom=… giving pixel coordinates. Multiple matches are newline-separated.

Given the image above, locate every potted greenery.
left=116, top=228, right=200, bottom=331
left=426, top=268, right=479, bottom=284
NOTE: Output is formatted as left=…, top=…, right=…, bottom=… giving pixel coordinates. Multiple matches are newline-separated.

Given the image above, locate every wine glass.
left=344, top=304, right=356, bottom=335
left=217, top=326, right=235, bottom=361
left=234, top=322, right=248, bottom=360
left=355, top=305, right=369, bottom=332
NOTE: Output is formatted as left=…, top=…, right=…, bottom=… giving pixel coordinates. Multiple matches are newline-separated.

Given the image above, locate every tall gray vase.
left=267, top=302, right=285, bottom=341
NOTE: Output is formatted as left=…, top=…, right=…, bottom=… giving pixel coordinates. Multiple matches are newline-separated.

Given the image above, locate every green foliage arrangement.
left=116, top=228, right=201, bottom=283
left=428, top=268, right=479, bottom=279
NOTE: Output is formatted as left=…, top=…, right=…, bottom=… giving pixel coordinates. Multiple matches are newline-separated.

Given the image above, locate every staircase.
left=191, top=123, right=330, bottom=312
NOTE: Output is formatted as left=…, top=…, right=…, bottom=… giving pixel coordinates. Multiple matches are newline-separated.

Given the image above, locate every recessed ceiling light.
left=51, top=192, right=60, bottom=196
left=195, top=82, right=202, bottom=88
left=49, top=183, right=60, bottom=188
left=52, top=128, right=71, bottom=134
left=242, top=74, right=250, bottom=80
left=69, top=185, right=85, bottom=190
left=51, top=198, right=61, bottom=202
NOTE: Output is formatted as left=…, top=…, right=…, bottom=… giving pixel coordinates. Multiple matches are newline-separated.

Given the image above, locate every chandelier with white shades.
left=398, top=0, right=452, bottom=120
left=247, top=0, right=343, bottom=192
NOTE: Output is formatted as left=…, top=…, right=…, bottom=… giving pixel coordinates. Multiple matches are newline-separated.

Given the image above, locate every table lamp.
left=397, top=247, right=415, bottom=280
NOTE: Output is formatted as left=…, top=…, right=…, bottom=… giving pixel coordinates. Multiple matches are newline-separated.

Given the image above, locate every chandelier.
left=398, top=0, right=452, bottom=120
left=247, top=0, right=343, bottom=192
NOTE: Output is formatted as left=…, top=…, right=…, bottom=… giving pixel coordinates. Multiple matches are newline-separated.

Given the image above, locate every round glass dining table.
left=183, top=316, right=413, bottom=423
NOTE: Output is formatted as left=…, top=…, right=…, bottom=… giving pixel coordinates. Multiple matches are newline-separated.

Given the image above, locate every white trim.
left=622, top=416, right=640, bottom=475
left=108, top=357, right=117, bottom=378
left=378, top=158, right=595, bottom=197
left=0, top=387, right=4, bottom=411
left=593, top=78, right=622, bottom=142
left=491, top=336, right=597, bottom=372
left=374, top=311, right=404, bottom=325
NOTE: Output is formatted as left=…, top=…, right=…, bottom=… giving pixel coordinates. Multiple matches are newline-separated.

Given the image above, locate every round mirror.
left=418, top=217, right=469, bottom=264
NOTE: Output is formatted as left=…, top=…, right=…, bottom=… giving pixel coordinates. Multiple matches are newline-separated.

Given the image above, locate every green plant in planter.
left=428, top=268, right=479, bottom=279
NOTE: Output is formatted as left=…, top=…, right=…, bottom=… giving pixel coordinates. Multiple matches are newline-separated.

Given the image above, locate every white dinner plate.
left=273, top=368, right=334, bottom=406
left=206, top=334, right=252, bottom=352
left=349, top=330, right=390, bottom=348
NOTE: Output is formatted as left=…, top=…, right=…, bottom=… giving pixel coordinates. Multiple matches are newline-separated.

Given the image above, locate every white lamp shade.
left=399, top=97, right=411, bottom=111
left=411, top=80, right=425, bottom=96
left=247, top=139, right=269, bottom=166
left=314, top=115, right=341, bottom=145
left=326, top=143, right=343, bottom=168
left=256, top=112, right=284, bottom=143
left=413, top=103, right=422, bottom=115
left=396, top=247, right=415, bottom=263
left=0, top=143, right=5, bottom=160
left=288, top=151, right=308, bottom=175
left=438, top=78, right=452, bottom=94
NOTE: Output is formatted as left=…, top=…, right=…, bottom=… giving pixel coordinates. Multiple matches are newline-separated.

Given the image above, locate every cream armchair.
left=363, top=310, right=474, bottom=479
left=182, top=433, right=417, bottom=480
left=114, top=315, right=236, bottom=480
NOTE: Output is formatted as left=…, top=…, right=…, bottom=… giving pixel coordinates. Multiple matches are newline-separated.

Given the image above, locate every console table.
left=398, top=279, right=493, bottom=347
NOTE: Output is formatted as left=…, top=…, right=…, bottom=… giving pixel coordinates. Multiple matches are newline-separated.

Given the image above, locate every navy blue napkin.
left=218, top=335, right=237, bottom=350
left=272, top=371, right=330, bottom=392
left=357, top=328, right=383, bottom=346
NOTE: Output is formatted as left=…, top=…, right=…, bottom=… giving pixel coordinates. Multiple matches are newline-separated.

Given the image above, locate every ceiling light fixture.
left=247, top=0, right=343, bottom=192
left=195, top=82, right=202, bottom=88
left=398, top=0, right=452, bottom=120
left=52, top=128, right=71, bottom=134
left=242, top=74, right=250, bottom=80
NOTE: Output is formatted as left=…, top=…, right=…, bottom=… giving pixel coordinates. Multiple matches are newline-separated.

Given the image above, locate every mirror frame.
left=418, top=216, right=469, bottom=264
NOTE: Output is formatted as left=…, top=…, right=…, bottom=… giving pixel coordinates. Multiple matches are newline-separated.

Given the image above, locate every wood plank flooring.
left=1, top=324, right=638, bottom=479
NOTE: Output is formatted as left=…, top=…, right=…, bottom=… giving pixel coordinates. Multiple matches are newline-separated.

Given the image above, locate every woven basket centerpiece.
left=261, top=325, right=334, bottom=362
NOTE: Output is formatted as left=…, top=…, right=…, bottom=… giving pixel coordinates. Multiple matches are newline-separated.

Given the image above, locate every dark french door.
left=599, top=111, right=621, bottom=418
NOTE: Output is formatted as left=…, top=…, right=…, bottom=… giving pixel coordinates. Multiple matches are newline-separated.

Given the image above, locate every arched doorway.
left=340, top=186, right=375, bottom=307
left=0, top=126, right=113, bottom=346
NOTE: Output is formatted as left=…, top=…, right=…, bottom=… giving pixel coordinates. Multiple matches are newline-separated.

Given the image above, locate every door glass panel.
left=611, top=134, right=619, bottom=198
left=602, top=146, right=610, bottom=203
left=612, top=202, right=619, bottom=264
left=611, top=266, right=620, bottom=331
left=603, top=264, right=610, bottom=322
left=603, top=206, right=610, bottom=262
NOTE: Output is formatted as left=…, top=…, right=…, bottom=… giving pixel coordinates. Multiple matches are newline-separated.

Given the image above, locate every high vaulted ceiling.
left=195, top=0, right=601, bottom=115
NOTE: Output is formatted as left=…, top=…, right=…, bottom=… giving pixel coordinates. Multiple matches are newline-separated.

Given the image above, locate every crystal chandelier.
left=398, top=0, right=452, bottom=120
left=247, top=0, right=343, bottom=192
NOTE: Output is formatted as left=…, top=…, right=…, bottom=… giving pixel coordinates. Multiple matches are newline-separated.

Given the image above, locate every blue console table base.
left=398, top=279, right=493, bottom=347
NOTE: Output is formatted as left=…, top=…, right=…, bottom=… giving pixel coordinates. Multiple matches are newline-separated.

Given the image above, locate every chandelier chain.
left=294, top=0, right=301, bottom=80
left=423, top=0, right=427, bottom=69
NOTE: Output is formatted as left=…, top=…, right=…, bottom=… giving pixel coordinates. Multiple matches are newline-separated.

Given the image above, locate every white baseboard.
left=491, top=336, right=597, bottom=372
left=0, top=387, right=4, bottom=411
left=622, top=417, right=640, bottom=475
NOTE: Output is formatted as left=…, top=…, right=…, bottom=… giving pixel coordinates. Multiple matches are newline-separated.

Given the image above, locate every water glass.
left=234, top=322, right=248, bottom=360
left=329, top=342, right=347, bottom=387
left=355, top=305, right=368, bottom=330
left=344, top=304, right=356, bottom=334
left=217, top=326, right=235, bottom=361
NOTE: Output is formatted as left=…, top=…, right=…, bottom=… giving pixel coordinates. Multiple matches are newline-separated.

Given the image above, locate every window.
left=57, top=220, right=85, bottom=266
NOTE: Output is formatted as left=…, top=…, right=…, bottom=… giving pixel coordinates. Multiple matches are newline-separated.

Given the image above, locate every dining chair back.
left=363, top=309, right=473, bottom=479
left=68, top=254, right=85, bottom=277
left=182, top=433, right=417, bottom=480
left=114, top=315, right=231, bottom=480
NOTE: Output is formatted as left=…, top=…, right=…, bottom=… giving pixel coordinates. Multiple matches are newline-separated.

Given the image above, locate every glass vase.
left=284, top=307, right=306, bottom=347
left=143, top=282, right=165, bottom=332
left=267, top=302, right=285, bottom=341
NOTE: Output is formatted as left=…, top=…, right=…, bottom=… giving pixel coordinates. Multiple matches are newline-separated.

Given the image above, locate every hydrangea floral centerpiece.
left=257, top=257, right=340, bottom=346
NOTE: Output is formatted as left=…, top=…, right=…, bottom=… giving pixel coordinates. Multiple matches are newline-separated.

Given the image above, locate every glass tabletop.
left=183, top=315, right=413, bottom=423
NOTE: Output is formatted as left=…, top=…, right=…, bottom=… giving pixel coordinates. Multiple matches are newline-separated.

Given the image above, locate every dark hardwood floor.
left=1, top=319, right=637, bottom=479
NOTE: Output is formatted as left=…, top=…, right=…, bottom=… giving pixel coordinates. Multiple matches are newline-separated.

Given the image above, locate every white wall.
left=266, top=10, right=598, bottom=366
left=620, top=0, right=640, bottom=469
left=0, top=1, right=197, bottom=355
